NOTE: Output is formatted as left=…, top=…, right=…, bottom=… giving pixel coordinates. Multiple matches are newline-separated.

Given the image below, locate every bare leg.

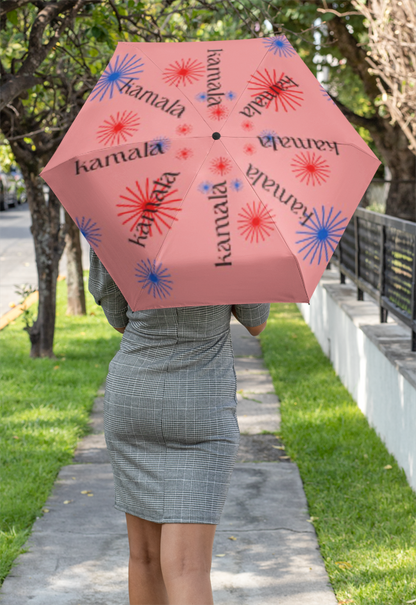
left=125, top=513, right=168, bottom=605
left=160, top=523, right=216, bottom=605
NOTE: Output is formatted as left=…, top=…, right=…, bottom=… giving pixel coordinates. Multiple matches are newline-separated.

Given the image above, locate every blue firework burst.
left=198, top=181, right=213, bottom=195
left=230, top=179, right=244, bottom=193
left=262, top=35, right=296, bottom=58
left=135, top=259, right=173, bottom=299
left=319, top=84, right=336, bottom=104
left=90, top=54, right=144, bottom=102
left=296, top=206, right=347, bottom=265
left=195, top=92, right=208, bottom=102
left=225, top=90, right=236, bottom=101
left=259, top=129, right=278, bottom=146
left=151, top=136, right=171, bottom=153
left=75, top=217, right=102, bottom=247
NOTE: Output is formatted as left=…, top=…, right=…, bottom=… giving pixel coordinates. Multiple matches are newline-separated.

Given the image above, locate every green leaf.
left=320, top=13, right=335, bottom=21
left=7, top=10, right=18, bottom=26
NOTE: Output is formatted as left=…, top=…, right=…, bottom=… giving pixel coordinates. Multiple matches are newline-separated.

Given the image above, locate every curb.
left=0, top=276, right=66, bottom=331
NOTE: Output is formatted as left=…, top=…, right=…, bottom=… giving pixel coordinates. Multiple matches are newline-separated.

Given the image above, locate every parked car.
left=13, top=168, right=27, bottom=205
left=0, top=167, right=27, bottom=211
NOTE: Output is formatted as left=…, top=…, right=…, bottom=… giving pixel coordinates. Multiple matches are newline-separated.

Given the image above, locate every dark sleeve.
left=232, top=303, right=270, bottom=327
left=88, top=248, right=129, bottom=329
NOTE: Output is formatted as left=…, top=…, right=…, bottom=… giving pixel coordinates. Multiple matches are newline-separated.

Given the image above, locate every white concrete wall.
left=298, top=273, right=416, bottom=493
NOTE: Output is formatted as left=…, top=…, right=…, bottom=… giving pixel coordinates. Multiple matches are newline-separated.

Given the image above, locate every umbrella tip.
left=212, top=132, right=221, bottom=140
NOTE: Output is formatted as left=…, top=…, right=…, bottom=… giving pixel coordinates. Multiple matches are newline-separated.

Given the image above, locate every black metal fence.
left=330, top=208, right=416, bottom=351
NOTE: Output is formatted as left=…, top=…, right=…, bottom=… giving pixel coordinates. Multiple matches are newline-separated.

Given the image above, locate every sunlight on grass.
left=260, top=304, right=416, bottom=605
left=0, top=277, right=121, bottom=583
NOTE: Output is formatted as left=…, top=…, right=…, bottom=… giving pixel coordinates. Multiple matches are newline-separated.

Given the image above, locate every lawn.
left=0, top=278, right=121, bottom=583
left=260, top=303, right=416, bottom=605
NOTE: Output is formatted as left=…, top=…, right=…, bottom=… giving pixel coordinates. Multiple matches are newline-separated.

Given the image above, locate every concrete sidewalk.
left=1, top=320, right=337, bottom=604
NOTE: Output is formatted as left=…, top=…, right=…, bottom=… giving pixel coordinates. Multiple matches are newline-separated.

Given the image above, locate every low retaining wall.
left=298, top=269, right=416, bottom=493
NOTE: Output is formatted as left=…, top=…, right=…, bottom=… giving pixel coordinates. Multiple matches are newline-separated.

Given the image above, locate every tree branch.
left=0, top=0, right=35, bottom=19
left=0, top=0, right=86, bottom=111
left=326, top=16, right=381, bottom=101
left=0, top=74, right=42, bottom=111
left=333, top=97, right=379, bottom=130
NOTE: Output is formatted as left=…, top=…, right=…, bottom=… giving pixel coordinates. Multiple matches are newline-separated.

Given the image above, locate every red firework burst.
left=238, top=201, right=276, bottom=243
left=96, top=111, right=140, bottom=146
left=248, top=69, right=303, bottom=112
left=241, top=120, right=254, bottom=131
left=291, top=152, right=330, bottom=186
left=207, top=104, right=229, bottom=121
left=176, top=148, right=193, bottom=160
left=176, top=123, right=193, bottom=136
left=162, top=58, right=205, bottom=87
left=209, top=156, right=233, bottom=176
left=243, top=143, right=256, bottom=155
left=117, top=178, right=182, bottom=235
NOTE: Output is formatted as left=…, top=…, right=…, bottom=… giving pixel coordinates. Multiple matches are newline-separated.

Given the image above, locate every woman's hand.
left=114, top=326, right=126, bottom=334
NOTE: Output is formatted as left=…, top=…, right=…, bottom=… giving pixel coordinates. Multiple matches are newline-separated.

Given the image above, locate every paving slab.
left=234, top=357, right=267, bottom=372
left=236, top=394, right=280, bottom=434
left=236, top=371, right=276, bottom=394
left=212, top=531, right=335, bottom=605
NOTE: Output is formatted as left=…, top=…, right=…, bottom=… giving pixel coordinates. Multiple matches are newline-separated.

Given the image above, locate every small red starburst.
left=96, top=111, right=140, bottom=146
left=176, top=123, right=193, bottom=136
left=243, top=143, right=256, bottom=155
left=162, top=58, right=205, bottom=87
left=176, top=148, right=193, bottom=160
left=117, top=178, right=182, bottom=235
left=208, top=104, right=229, bottom=121
left=238, top=201, right=276, bottom=243
left=291, top=152, right=330, bottom=186
left=241, top=120, right=254, bottom=131
left=248, top=68, right=303, bottom=112
left=210, top=156, right=233, bottom=176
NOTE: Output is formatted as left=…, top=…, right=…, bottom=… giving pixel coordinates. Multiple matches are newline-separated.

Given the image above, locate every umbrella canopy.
left=41, top=36, right=380, bottom=310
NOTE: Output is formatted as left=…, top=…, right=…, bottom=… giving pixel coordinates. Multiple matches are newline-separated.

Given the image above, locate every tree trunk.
left=16, top=157, right=66, bottom=357
left=64, top=211, right=86, bottom=315
left=368, top=124, right=416, bottom=221
left=328, top=15, right=416, bottom=221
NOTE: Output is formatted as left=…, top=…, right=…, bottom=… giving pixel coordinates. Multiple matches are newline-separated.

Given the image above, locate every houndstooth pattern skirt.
left=89, top=250, right=270, bottom=524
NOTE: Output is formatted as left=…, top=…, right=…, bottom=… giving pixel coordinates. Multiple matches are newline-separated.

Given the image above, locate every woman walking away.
left=89, top=249, right=269, bottom=605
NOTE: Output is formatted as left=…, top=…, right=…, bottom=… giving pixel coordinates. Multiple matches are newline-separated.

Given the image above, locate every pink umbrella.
left=41, top=36, right=380, bottom=310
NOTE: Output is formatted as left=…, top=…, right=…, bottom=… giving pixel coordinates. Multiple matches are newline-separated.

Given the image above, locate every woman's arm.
left=88, top=249, right=129, bottom=331
left=232, top=304, right=270, bottom=336
left=245, top=321, right=267, bottom=336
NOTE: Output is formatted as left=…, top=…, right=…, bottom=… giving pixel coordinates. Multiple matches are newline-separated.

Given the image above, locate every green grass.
left=260, top=303, right=416, bottom=605
left=0, top=277, right=121, bottom=583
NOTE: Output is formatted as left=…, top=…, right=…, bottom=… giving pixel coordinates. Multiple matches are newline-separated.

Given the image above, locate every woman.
left=89, top=249, right=269, bottom=605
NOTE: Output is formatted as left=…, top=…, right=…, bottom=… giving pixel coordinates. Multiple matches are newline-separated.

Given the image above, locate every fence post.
left=354, top=214, right=364, bottom=301
left=379, top=224, right=388, bottom=323
left=411, top=235, right=416, bottom=352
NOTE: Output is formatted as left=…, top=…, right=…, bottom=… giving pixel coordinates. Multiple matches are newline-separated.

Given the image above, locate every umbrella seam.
left=133, top=139, right=216, bottom=309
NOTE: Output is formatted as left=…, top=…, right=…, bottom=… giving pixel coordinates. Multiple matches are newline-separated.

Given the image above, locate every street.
left=0, top=204, right=90, bottom=317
